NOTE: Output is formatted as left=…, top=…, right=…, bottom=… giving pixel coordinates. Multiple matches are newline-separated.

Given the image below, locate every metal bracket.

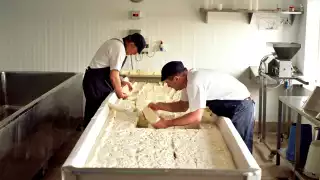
left=248, top=12, right=254, bottom=24
left=130, top=0, right=143, bottom=3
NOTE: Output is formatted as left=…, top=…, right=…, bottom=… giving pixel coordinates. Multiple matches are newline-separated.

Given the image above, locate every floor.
left=40, top=132, right=294, bottom=180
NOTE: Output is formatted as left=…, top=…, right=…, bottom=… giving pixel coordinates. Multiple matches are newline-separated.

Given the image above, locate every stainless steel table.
left=277, top=96, right=320, bottom=180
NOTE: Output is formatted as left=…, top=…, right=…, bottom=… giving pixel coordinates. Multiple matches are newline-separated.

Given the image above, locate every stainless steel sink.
left=0, top=105, right=22, bottom=120
left=0, top=71, right=76, bottom=106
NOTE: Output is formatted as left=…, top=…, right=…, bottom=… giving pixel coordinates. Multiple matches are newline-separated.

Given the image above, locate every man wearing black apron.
left=148, top=61, right=255, bottom=153
left=82, top=33, right=146, bottom=128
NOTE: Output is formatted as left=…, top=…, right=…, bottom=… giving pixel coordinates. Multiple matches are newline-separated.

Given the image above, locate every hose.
left=258, top=53, right=283, bottom=89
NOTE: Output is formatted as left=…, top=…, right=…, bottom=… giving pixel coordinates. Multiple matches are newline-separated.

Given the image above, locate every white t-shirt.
left=89, top=39, right=126, bottom=71
left=180, top=69, right=251, bottom=112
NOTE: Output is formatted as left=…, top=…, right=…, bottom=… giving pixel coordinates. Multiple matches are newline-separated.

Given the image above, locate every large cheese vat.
left=0, top=71, right=84, bottom=180
left=62, top=75, right=261, bottom=180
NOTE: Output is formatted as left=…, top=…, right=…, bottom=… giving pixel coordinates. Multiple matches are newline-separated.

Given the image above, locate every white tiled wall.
left=301, top=0, right=320, bottom=85
left=0, top=0, right=302, bottom=74
left=0, top=0, right=304, bottom=122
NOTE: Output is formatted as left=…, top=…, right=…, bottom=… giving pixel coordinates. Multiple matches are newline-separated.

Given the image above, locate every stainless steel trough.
left=0, top=71, right=84, bottom=180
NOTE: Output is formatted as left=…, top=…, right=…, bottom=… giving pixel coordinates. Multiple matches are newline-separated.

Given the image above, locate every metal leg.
left=295, top=114, right=301, bottom=170
left=284, top=80, right=293, bottom=139
left=276, top=100, right=283, bottom=165
left=258, top=77, right=263, bottom=140
left=286, top=80, right=293, bottom=138
left=286, top=108, right=292, bottom=139
left=262, top=77, right=267, bottom=142
left=314, top=127, right=320, bottom=140
left=282, top=91, right=287, bottom=142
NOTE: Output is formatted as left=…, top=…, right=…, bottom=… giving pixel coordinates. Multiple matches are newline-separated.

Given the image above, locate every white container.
left=304, top=140, right=320, bottom=178
left=218, top=4, right=223, bottom=11
left=303, top=86, right=320, bottom=113
left=62, top=88, right=261, bottom=180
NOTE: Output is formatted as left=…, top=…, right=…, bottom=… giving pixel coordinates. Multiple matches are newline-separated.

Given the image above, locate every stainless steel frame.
left=276, top=96, right=320, bottom=180
left=258, top=72, right=309, bottom=159
left=0, top=71, right=84, bottom=180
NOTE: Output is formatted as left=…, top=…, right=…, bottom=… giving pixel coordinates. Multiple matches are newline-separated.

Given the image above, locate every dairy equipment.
left=0, top=71, right=83, bottom=180
left=257, top=42, right=309, bottom=162
left=62, top=75, right=261, bottom=180
left=263, top=42, right=301, bottom=78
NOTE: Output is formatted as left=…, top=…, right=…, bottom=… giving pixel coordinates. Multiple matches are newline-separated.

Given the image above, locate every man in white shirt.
left=82, top=33, right=146, bottom=128
left=149, top=61, right=255, bottom=153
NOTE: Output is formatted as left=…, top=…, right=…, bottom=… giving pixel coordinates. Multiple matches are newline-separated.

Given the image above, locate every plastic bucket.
left=286, top=123, right=312, bottom=167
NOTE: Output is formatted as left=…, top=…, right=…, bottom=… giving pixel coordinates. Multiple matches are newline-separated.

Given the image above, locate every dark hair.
left=123, top=33, right=146, bottom=54
left=166, top=69, right=187, bottom=80
left=161, top=61, right=187, bottom=81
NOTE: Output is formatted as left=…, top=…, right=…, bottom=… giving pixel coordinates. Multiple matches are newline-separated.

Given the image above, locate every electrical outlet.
left=130, top=10, right=142, bottom=20
left=142, top=46, right=149, bottom=54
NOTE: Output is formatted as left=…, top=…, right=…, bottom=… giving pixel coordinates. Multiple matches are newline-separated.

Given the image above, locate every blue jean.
left=206, top=99, right=255, bottom=153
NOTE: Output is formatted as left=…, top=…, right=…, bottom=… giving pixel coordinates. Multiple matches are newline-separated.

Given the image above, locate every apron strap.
left=111, top=38, right=128, bottom=69
left=121, top=56, right=128, bottom=69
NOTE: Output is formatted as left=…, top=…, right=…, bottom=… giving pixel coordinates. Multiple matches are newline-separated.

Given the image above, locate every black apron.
left=82, top=38, right=127, bottom=127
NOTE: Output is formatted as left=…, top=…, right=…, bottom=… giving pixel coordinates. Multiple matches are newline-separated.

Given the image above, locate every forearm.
left=110, top=72, right=122, bottom=93
left=167, top=110, right=202, bottom=127
left=158, top=101, right=188, bottom=112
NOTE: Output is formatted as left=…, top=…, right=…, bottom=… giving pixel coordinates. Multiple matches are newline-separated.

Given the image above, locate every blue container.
left=286, top=123, right=312, bottom=167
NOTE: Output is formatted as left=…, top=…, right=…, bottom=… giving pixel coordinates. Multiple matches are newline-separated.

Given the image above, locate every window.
left=317, top=22, right=320, bottom=86
left=303, top=0, right=320, bottom=89
left=315, top=1, right=320, bottom=86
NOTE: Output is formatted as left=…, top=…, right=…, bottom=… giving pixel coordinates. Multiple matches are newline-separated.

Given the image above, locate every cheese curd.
left=86, top=82, right=236, bottom=170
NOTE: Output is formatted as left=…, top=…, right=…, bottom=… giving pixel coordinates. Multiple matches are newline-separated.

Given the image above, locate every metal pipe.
left=295, top=114, right=301, bottom=170
left=276, top=100, right=283, bottom=165
left=1, top=72, right=8, bottom=105
left=282, top=98, right=287, bottom=141
left=314, top=127, right=320, bottom=140
left=262, top=77, right=267, bottom=141
left=258, top=77, right=263, bottom=139
left=292, top=76, right=309, bottom=85
left=260, top=72, right=309, bottom=85
left=282, top=81, right=288, bottom=139
left=286, top=80, right=293, bottom=138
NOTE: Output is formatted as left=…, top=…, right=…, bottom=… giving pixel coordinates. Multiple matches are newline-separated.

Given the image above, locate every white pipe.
left=248, top=0, right=253, bottom=10
left=254, top=0, right=259, bottom=11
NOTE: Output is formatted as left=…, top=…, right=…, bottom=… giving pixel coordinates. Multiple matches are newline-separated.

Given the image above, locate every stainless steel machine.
left=263, top=42, right=301, bottom=78
left=257, top=42, right=309, bottom=161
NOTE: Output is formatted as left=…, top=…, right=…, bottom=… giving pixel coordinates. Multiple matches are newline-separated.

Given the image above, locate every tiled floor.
left=40, top=132, right=293, bottom=180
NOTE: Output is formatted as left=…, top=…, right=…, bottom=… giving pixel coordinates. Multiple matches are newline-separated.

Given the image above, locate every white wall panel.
left=0, top=0, right=304, bottom=122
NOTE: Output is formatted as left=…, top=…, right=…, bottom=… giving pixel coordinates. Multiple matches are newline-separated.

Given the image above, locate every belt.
left=86, top=66, right=110, bottom=73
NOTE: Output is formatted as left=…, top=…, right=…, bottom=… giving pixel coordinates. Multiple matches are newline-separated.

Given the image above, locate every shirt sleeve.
left=180, top=89, right=188, bottom=101
left=186, top=84, right=207, bottom=112
left=109, top=42, right=126, bottom=71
